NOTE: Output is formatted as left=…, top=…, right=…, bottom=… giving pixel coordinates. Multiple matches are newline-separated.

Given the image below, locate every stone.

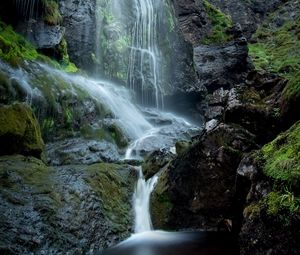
left=142, top=149, right=175, bottom=180
left=151, top=123, right=258, bottom=230
left=0, top=103, right=44, bottom=158
left=194, top=42, right=251, bottom=92
left=17, top=20, right=65, bottom=50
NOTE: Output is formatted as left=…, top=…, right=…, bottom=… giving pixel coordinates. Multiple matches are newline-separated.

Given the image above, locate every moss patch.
left=202, top=0, right=233, bottom=44
left=261, top=121, right=300, bottom=186
left=0, top=21, right=38, bottom=66
left=84, top=163, right=134, bottom=231
left=0, top=20, right=77, bottom=73
left=249, top=3, right=300, bottom=109
left=0, top=103, right=44, bottom=158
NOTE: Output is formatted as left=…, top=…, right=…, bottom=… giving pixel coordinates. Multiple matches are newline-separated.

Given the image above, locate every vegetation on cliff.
left=249, top=1, right=300, bottom=111
left=202, top=0, right=233, bottom=44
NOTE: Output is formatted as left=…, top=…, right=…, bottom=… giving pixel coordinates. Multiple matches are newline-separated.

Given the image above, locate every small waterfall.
left=128, top=0, right=163, bottom=109
left=133, top=167, right=158, bottom=233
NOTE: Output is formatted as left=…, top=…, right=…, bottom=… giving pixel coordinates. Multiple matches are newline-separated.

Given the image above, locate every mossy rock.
left=248, top=2, right=300, bottom=119
left=261, top=121, right=300, bottom=187
left=151, top=169, right=173, bottom=229
left=84, top=163, right=135, bottom=231
left=0, top=103, right=44, bottom=158
left=202, top=0, right=233, bottom=44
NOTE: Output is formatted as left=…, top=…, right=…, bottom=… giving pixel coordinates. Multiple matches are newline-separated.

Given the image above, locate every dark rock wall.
left=59, top=0, right=97, bottom=71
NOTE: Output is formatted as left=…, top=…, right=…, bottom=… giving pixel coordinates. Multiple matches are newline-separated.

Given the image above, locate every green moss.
left=249, top=4, right=300, bottom=106
left=0, top=20, right=78, bottom=73
left=261, top=121, right=300, bottom=186
left=0, top=155, right=54, bottom=195
left=42, top=0, right=63, bottom=26
left=0, top=103, right=44, bottom=158
left=202, top=0, right=233, bottom=44
left=264, top=191, right=300, bottom=225
left=0, top=21, right=38, bottom=66
left=84, top=163, right=133, bottom=230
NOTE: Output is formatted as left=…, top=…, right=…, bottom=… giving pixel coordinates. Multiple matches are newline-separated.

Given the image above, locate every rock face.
left=209, top=0, right=286, bottom=38
left=17, top=21, right=65, bottom=51
left=151, top=123, right=258, bottom=230
left=0, top=103, right=44, bottom=158
left=171, top=0, right=210, bottom=46
left=0, top=155, right=136, bottom=254
left=59, top=0, right=97, bottom=71
left=194, top=41, right=251, bottom=91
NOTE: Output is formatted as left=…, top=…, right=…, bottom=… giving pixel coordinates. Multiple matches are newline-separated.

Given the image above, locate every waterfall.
left=14, top=0, right=41, bottom=20
left=133, top=167, right=158, bottom=233
left=39, top=64, right=153, bottom=140
left=128, top=0, right=163, bottom=109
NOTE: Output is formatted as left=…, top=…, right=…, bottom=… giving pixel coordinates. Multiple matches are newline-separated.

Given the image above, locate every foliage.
left=202, top=0, right=233, bottom=44
left=261, top=121, right=300, bottom=186
left=264, top=191, right=300, bottom=225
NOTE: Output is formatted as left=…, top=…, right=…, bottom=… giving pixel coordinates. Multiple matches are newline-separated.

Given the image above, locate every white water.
left=40, top=64, right=153, bottom=140
left=128, top=0, right=163, bottom=108
left=133, top=167, right=158, bottom=233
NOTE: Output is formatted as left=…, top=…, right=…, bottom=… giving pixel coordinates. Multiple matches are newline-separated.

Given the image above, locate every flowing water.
left=128, top=0, right=163, bottom=108
left=133, top=167, right=159, bottom=233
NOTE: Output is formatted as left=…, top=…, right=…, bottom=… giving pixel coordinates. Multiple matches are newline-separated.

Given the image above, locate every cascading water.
left=133, top=167, right=158, bottom=233
left=128, top=0, right=163, bottom=109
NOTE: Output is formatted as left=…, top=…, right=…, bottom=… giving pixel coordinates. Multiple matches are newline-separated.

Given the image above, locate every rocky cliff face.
left=59, top=0, right=97, bottom=71
left=150, top=1, right=300, bottom=254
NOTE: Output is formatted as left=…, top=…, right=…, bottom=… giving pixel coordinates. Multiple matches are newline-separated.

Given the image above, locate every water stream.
left=133, top=167, right=158, bottom=233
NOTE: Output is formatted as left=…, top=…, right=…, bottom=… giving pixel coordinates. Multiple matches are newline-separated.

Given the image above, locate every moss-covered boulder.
left=0, top=103, right=44, bottom=158
left=260, top=121, right=300, bottom=187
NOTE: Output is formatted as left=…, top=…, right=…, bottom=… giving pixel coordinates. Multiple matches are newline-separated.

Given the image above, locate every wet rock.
left=170, top=0, right=211, bottom=46
left=0, top=103, right=44, bottom=158
left=205, top=119, right=219, bottom=132
left=17, top=20, right=65, bottom=50
left=46, top=138, right=120, bottom=166
left=142, top=149, right=175, bottom=180
left=151, top=123, right=258, bottom=230
left=0, top=155, right=135, bottom=254
left=194, top=41, right=251, bottom=92
left=224, top=72, right=287, bottom=144
left=59, top=0, right=97, bottom=71
left=209, top=0, right=286, bottom=38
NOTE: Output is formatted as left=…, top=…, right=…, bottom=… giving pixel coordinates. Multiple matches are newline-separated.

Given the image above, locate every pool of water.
left=98, top=230, right=239, bottom=255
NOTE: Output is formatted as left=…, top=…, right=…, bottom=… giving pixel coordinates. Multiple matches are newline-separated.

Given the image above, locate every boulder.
left=0, top=103, right=44, bottom=158
left=0, top=155, right=136, bottom=254
left=151, top=123, right=258, bottom=230
left=142, top=149, right=175, bottom=180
